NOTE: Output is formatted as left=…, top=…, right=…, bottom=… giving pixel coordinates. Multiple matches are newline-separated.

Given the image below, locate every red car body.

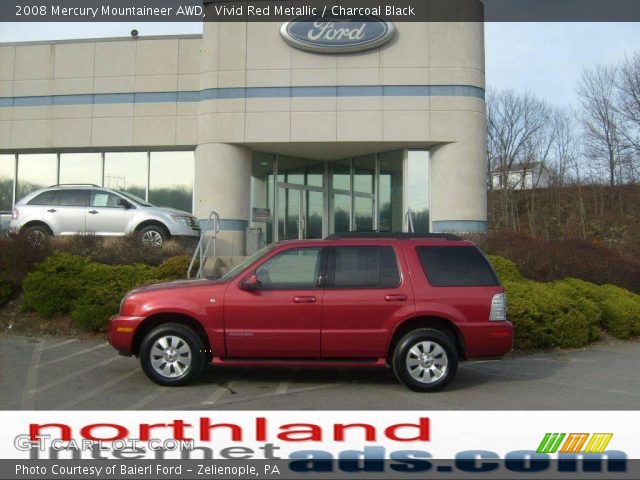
left=108, top=236, right=513, bottom=390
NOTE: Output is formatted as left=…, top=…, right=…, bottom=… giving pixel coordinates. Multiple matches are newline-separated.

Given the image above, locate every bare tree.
left=617, top=52, right=640, bottom=182
left=486, top=89, right=551, bottom=230
left=577, top=64, right=623, bottom=187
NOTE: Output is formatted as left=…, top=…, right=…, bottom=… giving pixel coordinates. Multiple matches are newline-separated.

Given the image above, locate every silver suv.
left=10, top=184, right=200, bottom=245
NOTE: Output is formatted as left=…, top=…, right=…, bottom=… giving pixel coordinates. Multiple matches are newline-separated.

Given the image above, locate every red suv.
left=108, top=233, right=513, bottom=392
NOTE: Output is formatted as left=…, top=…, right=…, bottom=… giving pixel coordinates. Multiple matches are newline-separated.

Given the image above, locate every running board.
left=211, top=357, right=387, bottom=368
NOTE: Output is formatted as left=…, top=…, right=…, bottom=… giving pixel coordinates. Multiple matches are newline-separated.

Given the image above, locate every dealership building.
left=0, top=17, right=486, bottom=255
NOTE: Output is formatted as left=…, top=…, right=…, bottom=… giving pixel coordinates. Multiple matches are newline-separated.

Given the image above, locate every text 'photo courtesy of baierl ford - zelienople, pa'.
left=1, top=1, right=640, bottom=479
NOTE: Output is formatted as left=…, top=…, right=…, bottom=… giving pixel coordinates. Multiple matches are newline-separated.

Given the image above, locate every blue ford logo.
left=280, top=16, right=396, bottom=53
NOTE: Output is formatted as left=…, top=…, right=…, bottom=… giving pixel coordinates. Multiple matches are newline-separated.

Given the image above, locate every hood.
left=155, top=207, right=194, bottom=216
left=129, top=277, right=222, bottom=294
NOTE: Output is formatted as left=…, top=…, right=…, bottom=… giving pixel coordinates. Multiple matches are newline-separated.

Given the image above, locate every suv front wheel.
left=139, top=323, right=205, bottom=386
left=393, top=329, right=458, bottom=392
left=138, top=224, right=168, bottom=247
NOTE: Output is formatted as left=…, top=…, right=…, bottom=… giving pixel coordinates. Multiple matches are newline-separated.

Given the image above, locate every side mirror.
left=117, top=198, right=133, bottom=209
left=240, top=274, right=262, bottom=291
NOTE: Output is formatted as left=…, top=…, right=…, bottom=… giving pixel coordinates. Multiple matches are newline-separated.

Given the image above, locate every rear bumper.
left=460, top=321, right=514, bottom=358
left=107, top=315, right=145, bottom=354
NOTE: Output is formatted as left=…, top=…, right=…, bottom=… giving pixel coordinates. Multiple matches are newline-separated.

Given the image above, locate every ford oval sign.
left=280, top=16, right=396, bottom=53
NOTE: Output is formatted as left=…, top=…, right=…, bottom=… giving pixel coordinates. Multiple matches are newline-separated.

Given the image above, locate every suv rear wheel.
left=139, top=323, right=205, bottom=386
left=392, top=329, right=458, bottom=392
left=24, top=224, right=51, bottom=246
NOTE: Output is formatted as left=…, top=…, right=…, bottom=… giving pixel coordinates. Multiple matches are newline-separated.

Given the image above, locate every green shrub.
left=551, top=280, right=602, bottom=342
left=22, top=253, right=158, bottom=330
left=155, top=255, right=195, bottom=280
left=488, top=255, right=525, bottom=283
left=71, top=286, right=121, bottom=331
left=22, top=253, right=90, bottom=317
left=503, top=279, right=595, bottom=349
left=598, top=285, right=640, bottom=339
left=0, top=280, right=13, bottom=307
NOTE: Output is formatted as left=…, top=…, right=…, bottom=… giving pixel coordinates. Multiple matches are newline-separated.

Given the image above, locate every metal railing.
left=187, top=210, right=220, bottom=279
left=406, top=208, right=415, bottom=233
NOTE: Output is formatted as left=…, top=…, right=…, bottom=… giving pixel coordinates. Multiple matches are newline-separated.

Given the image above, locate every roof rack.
left=325, top=232, right=463, bottom=241
left=47, top=184, right=102, bottom=188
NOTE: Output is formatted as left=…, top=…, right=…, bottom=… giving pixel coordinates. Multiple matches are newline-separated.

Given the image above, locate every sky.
left=1, top=22, right=640, bottom=107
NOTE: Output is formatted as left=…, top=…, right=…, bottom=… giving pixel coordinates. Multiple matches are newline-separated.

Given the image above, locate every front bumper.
left=167, top=222, right=201, bottom=237
left=460, top=321, right=514, bottom=358
left=107, top=314, right=146, bottom=354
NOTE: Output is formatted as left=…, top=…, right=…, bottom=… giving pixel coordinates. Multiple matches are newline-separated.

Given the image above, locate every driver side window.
left=255, top=248, right=321, bottom=290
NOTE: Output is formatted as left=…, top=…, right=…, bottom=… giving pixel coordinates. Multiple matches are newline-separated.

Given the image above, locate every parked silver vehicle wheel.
left=140, top=323, right=205, bottom=386
left=24, top=224, right=50, bottom=246
left=393, top=329, right=458, bottom=392
left=138, top=225, right=168, bottom=247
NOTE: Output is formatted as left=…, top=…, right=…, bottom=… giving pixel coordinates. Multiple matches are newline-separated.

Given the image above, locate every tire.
left=138, top=224, right=168, bottom=247
left=392, top=329, right=459, bottom=392
left=139, top=323, right=206, bottom=386
left=23, top=224, right=51, bottom=246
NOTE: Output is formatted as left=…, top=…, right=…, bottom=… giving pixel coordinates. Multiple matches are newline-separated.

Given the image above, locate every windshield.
left=117, top=190, right=154, bottom=207
left=216, top=244, right=276, bottom=282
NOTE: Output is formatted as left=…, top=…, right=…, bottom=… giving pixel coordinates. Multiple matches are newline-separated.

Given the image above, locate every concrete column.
left=429, top=110, right=488, bottom=233
left=194, top=142, right=252, bottom=256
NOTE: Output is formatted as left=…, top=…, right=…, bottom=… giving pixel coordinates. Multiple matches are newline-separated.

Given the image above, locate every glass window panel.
left=149, top=151, right=194, bottom=213
left=332, top=246, right=400, bottom=288
left=331, top=158, right=351, bottom=191
left=57, top=189, right=88, bottom=207
left=407, top=150, right=430, bottom=233
left=278, top=187, right=300, bottom=241
left=256, top=248, right=320, bottom=289
left=90, top=190, right=126, bottom=208
left=0, top=154, right=15, bottom=212
left=333, top=193, right=351, bottom=233
left=104, top=152, right=148, bottom=200
left=251, top=152, right=275, bottom=244
left=354, top=196, right=374, bottom=232
left=16, top=154, right=58, bottom=200
left=378, top=150, right=404, bottom=232
left=59, top=153, right=102, bottom=186
left=417, top=246, right=499, bottom=287
left=305, top=190, right=323, bottom=239
left=277, top=156, right=323, bottom=187
left=27, top=190, right=56, bottom=206
left=353, top=155, right=375, bottom=194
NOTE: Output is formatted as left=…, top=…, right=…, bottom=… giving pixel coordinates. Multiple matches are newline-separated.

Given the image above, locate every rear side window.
left=330, top=246, right=401, bottom=288
left=57, top=190, right=88, bottom=207
left=27, top=191, right=56, bottom=205
left=416, top=246, right=499, bottom=287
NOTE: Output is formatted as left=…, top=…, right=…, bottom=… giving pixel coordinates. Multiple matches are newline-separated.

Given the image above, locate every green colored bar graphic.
left=537, top=433, right=566, bottom=453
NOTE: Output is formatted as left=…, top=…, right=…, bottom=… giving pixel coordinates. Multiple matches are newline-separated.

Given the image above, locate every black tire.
left=23, top=224, right=51, bottom=246
left=139, top=323, right=205, bottom=386
left=392, top=328, right=458, bottom=392
left=137, top=224, right=168, bottom=247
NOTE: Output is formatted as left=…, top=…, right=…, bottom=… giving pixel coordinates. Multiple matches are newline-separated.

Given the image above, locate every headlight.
left=170, top=214, right=192, bottom=226
left=12, top=209, right=19, bottom=220
left=119, top=296, right=127, bottom=314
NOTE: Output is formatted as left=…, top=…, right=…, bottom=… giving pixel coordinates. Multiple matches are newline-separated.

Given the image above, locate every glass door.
left=278, top=187, right=301, bottom=240
left=278, top=187, right=324, bottom=240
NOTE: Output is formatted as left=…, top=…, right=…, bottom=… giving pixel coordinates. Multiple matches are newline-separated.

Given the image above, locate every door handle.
left=47, top=209, right=57, bottom=213
left=88, top=210, right=99, bottom=214
left=293, top=296, right=316, bottom=303
left=385, top=294, right=408, bottom=302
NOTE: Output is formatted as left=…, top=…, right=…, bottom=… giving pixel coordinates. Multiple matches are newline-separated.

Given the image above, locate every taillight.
left=12, top=209, right=18, bottom=220
left=489, top=293, right=507, bottom=321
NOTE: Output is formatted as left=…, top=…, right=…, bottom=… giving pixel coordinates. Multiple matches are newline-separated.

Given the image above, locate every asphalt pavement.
left=1, top=334, right=638, bottom=410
